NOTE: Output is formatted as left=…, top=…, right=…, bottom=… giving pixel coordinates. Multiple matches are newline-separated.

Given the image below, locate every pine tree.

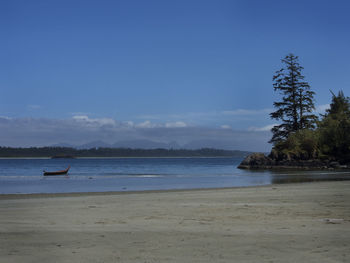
left=270, top=54, right=317, bottom=144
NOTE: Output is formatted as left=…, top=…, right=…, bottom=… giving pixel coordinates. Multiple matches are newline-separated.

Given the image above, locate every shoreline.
left=0, top=180, right=345, bottom=200
left=0, top=183, right=276, bottom=200
left=2, top=175, right=350, bottom=199
left=1, top=180, right=349, bottom=262
left=0, top=156, right=242, bottom=160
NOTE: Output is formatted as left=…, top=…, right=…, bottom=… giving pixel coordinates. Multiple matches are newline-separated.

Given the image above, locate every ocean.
left=1, top=157, right=350, bottom=194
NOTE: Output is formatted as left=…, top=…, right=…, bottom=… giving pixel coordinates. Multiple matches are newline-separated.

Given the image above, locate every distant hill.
left=0, top=146, right=250, bottom=158
left=51, top=142, right=76, bottom=148
left=183, top=139, right=242, bottom=150
left=77, top=141, right=112, bottom=149
left=51, top=139, right=245, bottom=150
left=112, top=140, right=181, bottom=149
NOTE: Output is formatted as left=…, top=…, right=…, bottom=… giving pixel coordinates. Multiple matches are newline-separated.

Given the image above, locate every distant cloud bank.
left=0, top=116, right=272, bottom=152
left=0, top=104, right=328, bottom=152
left=248, top=124, right=277, bottom=132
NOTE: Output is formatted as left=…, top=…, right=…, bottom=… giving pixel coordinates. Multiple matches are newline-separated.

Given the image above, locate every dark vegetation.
left=0, top=147, right=249, bottom=158
left=240, top=54, right=350, bottom=169
left=271, top=90, right=350, bottom=164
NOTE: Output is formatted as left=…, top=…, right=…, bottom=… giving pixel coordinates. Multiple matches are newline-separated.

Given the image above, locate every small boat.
left=43, top=165, right=70, bottom=176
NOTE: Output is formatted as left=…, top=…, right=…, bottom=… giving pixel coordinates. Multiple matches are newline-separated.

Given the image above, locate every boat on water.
left=43, top=165, right=70, bottom=176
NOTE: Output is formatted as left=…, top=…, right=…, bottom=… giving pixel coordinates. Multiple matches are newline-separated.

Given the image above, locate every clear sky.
left=1, top=0, right=350, bottom=151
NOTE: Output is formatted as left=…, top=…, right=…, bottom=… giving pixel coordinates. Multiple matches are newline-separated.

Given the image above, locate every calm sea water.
left=0, top=157, right=350, bottom=194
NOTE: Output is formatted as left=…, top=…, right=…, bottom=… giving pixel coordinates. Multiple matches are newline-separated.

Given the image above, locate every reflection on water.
left=271, top=171, right=350, bottom=184
left=245, top=169, right=350, bottom=184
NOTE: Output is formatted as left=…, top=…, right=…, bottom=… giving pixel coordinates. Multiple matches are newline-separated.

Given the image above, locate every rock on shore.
left=238, top=152, right=350, bottom=170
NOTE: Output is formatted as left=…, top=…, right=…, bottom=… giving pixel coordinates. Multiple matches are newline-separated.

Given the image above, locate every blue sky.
left=1, top=0, right=350, bottom=150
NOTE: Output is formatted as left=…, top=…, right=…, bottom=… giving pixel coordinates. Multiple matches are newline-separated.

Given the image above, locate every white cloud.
left=0, top=116, right=12, bottom=120
left=72, top=115, right=90, bottom=121
left=137, top=108, right=272, bottom=121
left=136, top=120, right=157, bottom=128
left=133, top=120, right=188, bottom=128
left=123, top=121, right=134, bottom=127
left=316, top=104, right=330, bottom=113
left=0, top=117, right=272, bottom=151
left=72, top=115, right=116, bottom=126
left=248, top=124, right=277, bottom=132
left=221, top=125, right=231, bottom=129
left=71, top=116, right=187, bottom=129
left=165, top=121, right=187, bottom=128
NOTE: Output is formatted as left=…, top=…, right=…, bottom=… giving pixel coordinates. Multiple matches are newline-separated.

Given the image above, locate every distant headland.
left=0, top=146, right=249, bottom=158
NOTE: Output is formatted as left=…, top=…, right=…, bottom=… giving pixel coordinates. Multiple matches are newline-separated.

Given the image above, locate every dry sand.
left=1, top=181, right=349, bottom=263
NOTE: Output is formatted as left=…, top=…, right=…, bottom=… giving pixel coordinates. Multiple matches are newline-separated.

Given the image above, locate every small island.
left=239, top=54, right=350, bottom=170
left=51, top=155, right=76, bottom=159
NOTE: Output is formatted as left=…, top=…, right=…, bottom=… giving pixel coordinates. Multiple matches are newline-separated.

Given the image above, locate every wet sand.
left=1, top=181, right=349, bottom=262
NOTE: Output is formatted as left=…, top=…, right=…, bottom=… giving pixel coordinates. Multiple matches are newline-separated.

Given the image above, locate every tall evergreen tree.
left=270, top=54, right=317, bottom=144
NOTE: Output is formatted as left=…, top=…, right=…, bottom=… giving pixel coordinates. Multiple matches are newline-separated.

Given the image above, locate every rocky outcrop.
left=238, top=152, right=350, bottom=170
left=237, top=153, right=274, bottom=169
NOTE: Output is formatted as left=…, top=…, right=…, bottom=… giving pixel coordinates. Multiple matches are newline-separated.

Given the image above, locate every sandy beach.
left=1, top=181, right=349, bottom=263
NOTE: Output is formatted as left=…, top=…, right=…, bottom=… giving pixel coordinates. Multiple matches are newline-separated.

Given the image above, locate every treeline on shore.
left=0, top=147, right=249, bottom=158
left=239, top=54, right=350, bottom=169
